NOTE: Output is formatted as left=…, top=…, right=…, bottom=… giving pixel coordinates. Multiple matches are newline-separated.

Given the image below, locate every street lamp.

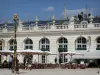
left=13, top=14, right=19, bottom=73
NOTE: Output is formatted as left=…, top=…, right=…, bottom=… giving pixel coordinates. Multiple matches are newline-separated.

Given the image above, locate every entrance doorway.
left=59, top=54, right=67, bottom=63
left=0, top=55, right=1, bottom=63
left=42, top=55, right=46, bottom=63
left=96, top=59, right=100, bottom=67
left=24, top=54, right=33, bottom=64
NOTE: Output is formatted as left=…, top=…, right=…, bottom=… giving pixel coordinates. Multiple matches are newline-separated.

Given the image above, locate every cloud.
left=90, top=8, right=100, bottom=15
left=62, top=8, right=100, bottom=17
left=67, top=9, right=86, bottom=15
left=43, top=6, right=55, bottom=11
left=61, top=8, right=86, bottom=16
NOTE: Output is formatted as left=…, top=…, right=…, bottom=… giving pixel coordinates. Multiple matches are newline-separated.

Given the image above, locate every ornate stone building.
left=0, top=9, right=100, bottom=66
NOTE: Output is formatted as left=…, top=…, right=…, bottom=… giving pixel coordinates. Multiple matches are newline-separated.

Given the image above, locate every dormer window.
left=81, top=21, right=88, bottom=28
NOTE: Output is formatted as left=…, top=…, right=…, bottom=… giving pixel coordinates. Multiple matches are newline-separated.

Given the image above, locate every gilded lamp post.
left=13, top=14, right=19, bottom=73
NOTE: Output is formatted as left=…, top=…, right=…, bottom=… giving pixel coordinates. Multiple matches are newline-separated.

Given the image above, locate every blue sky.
left=0, top=0, right=100, bottom=23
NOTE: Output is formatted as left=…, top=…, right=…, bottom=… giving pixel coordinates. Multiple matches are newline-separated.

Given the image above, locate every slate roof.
left=0, top=16, right=100, bottom=27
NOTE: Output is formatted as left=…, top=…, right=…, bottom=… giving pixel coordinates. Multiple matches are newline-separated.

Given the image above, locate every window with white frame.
left=24, top=38, right=33, bottom=50
left=0, top=40, right=4, bottom=50
left=0, top=40, right=4, bottom=63
left=76, top=37, right=87, bottom=50
left=58, top=37, right=68, bottom=50
left=42, top=55, right=46, bottom=63
left=81, top=21, right=88, bottom=28
left=9, top=39, right=15, bottom=51
left=58, top=37, right=68, bottom=63
left=39, top=38, right=50, bottom=51
left=96, top=37, right=100, bottom=50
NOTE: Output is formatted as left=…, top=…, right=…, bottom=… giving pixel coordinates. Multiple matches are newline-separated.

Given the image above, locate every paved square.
left=0, top=68, right=100, bottom=75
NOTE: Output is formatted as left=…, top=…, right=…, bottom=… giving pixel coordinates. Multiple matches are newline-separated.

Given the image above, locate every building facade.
left=0, top=13, right=100, bottom=66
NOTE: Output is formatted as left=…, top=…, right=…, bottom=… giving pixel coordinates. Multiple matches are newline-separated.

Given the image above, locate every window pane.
left=97, top=45, right=100, bottom=48
left=25, top=46, right=28, bottom=49
left=0, top=46, right=2, bottom=50
left=42, top=45, right=45, bottom=48
left=64, top=40, right=67, bottom=43
left=30, top=40, right=33, bottom=44
left=10, top=40, right=14, bottom=45
left=77, top=39, right=81, bottom=43
left=42, top=55, right=45, bottom=63
left=46, top=45, right=49, bottom=49
left=29, top=46, right=33, bottom=49
left=59, top=40, right=63, bottom=43
left=97, top=38, right=100, bottom=43
left=45, top=39, right=49, bottom=44
left=83, top=45, right=86, bottom=48
left=42, top=39, right=45, bottom=44
left=0, top=41, right=2, bottom=45
left=78, top=45, right=81, bottom=48
left=64, top=45, right=67, bottom=48
left=59, top=45, right=62, bottom=48
left=82, top=38, right=86, bottom=43
left=25, top=40, right=28, bottom=44
left=10, top=46, right=14, bottom=50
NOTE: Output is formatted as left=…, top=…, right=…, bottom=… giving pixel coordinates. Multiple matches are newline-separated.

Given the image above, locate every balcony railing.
left=56, top=25, right=68, bottom=29
left=96, top=47, right=100, bottom=50
left=41, top=48, right=49, bottom=51
left=74, top=24, right=87, bottom=28
left=9, top=48, right=14, bottom=51
left=94, top=23, right=100, bottom=27
left=0, top=23, right=100, bottom=32
left=76, top=48, right=87, bottom=50
left=58, top=48, right=67, bottom=52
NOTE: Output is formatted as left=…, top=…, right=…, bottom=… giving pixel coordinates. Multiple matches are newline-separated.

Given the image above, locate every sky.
left=0, top=0, right=100, bottom=23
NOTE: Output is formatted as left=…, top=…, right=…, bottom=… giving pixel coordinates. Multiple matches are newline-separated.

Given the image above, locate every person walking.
left=23, top=57, right=26, bottom=69
left=55, top=57, right=57, bottom=64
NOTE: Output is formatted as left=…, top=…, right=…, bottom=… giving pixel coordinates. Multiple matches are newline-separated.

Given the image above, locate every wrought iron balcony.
left=9, top=47, right=14, bottom=51
left=58, top=48, right=67, bottom=52
left=96, top=47, right=100, bottom=50
left=41, top=48, right=49, bottom=51
left=76, top=48, right=87, bottom=50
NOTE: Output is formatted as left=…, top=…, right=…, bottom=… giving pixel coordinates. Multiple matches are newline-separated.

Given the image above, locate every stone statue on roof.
left=52, top=15, right=56, bottom=25
left=36, top=16, right=39, bottom=25
left=89, top=12, right=94, bottom=23
left=70, top=16, right=75, bottom=22
left=18, top=20, right=23, bottom=27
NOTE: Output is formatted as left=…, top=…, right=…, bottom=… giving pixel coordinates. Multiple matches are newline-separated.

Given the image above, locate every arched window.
left=81, top=21, right=88, bottom=28
left=75, top=37, right=87, bottom=50
left=39, top=38, right=50, bottom=51
left=96, top=37, right=100, bottom=50
left=0, top=41, right=2, bottom=50
left=58, top=37, right=68, bottom=52
left=0, top=40, right=4, bottom=50
left=24, top=38, right=33, bottom=50
left=9, top=39, right=15, bottom=51
left=58, top=37, right=68, bottom=63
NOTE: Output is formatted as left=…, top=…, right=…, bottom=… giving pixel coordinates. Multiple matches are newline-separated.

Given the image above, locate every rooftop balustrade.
left=0, top=23, right=100, bottom=32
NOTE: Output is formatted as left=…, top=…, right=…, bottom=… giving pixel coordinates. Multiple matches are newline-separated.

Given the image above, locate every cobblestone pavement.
left=0, top=68, right=100, bottom=75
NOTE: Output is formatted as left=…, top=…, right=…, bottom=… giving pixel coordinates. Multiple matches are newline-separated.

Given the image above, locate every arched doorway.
left=0, top=39, right=4, bottom=63
left=58, top=37, right=68, bottom=63
left=95, top=37, right=100, bottom=67
left=24, top=54, right=33, bottom=64
left=39, top=38, right=50, bottom=63
left=23, top=38, right=33, bottom=64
